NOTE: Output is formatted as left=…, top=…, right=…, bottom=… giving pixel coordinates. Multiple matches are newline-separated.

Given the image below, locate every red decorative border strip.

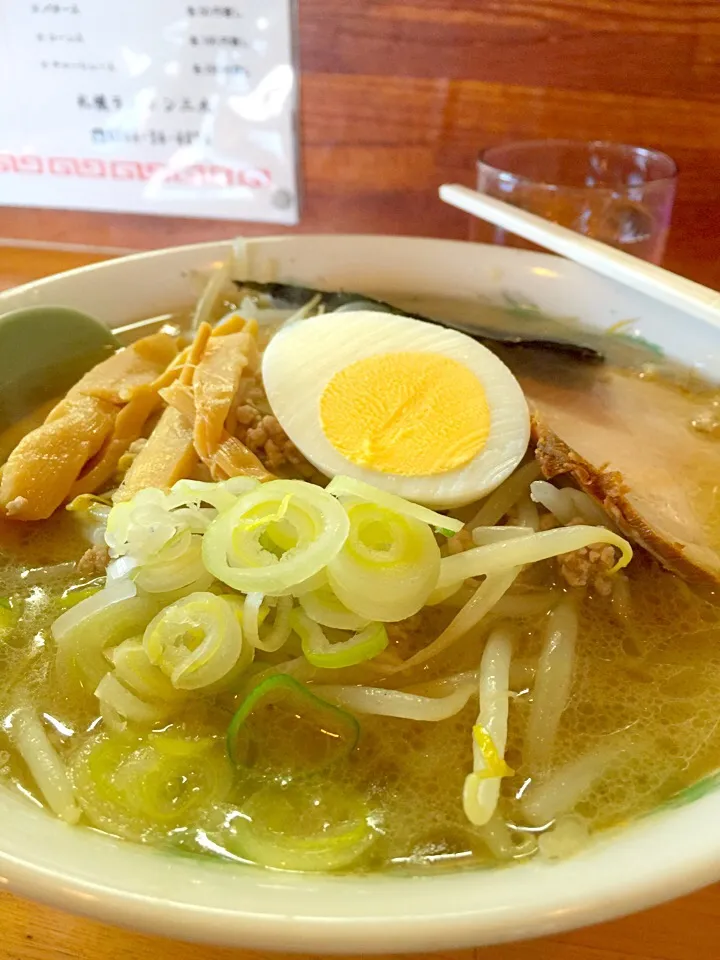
left=0, top=153, right=272, bottom=188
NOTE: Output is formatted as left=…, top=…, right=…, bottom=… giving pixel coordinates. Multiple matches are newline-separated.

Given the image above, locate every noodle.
left=390, top=568, right=520, bottom=674
left=475, top=812, right=537, bottom=861
left=521, top=742, right=621, bottom=826
left=537, top=814, right=589, bottom=860
left=524, top=599, right=578, bottom=770
left=470, top=526, right=531, bottom=546
left=4, top=705, right=80, bottom=824
left=467, top=460, right=541, bottom=530
left=437, top=525, right=632, bottom=589
left=402, top=670, right=479, bottom=696
left=463, top=626, right=515, bottom=825
left=529, top=481, right=580, bottom=525
left=314, top=683, right=475, bottom=721
left=530, top=480, right=613, bottom=528
left=514, top=495, right=539, bottom=531
left=4, top=274, right=718, bottom=876
left=567, top=488, right=614, bottom=527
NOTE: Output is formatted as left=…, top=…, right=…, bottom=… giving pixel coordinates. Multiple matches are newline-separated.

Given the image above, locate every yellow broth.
left=1, top=503, right=720, bottom=870
left=2, top=295, right=720, bottom=873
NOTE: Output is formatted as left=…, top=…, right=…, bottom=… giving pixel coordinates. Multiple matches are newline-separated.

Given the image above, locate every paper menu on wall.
left=0, top=1, right=299, bottom=225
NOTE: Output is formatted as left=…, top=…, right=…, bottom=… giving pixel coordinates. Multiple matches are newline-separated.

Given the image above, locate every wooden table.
left=1, top=883, right=720, bottom=960
left=1, top=242, right=720, bottom=958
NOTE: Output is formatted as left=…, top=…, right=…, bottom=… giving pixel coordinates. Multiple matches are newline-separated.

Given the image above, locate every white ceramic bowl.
left=1, top=236, right=719, bottom=952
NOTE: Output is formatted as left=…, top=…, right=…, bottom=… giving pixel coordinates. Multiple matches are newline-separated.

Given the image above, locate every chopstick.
left=439, top=183, right=720, bottom=328
left=113, top=313, right=181, bottom=344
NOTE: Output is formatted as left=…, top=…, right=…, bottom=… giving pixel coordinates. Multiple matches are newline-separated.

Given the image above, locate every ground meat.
left=234, top=402, right=317, bottom=478
left=534, top=510, right=615, bottom=594
left=76, top=544, right=110, bottom=578
left=557, top=540, right=616, bottom=595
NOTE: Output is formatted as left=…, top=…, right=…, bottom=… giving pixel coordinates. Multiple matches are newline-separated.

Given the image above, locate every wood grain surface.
left=1, top=1, right=719, bottom=956
left=1, top=882, right=720, bottom=960
left=1, top=0, right=718, bottom=287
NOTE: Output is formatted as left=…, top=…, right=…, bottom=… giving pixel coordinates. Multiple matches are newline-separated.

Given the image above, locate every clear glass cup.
left=473, top=139, right=678, bottom=264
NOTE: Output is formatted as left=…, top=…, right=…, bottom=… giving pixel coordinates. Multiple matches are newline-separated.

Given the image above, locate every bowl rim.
left=1, top=234, right=719, bottom=953
left=2, top=795, right=720, bottom=954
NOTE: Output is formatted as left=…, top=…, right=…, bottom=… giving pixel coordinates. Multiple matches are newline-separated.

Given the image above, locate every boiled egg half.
left=262, top=310, right=530, bottom=508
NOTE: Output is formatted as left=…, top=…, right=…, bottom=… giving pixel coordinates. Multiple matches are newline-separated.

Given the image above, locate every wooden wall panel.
left=300, top=0, right=720, bottom=101
left=1, top=0, right=718, bottom=287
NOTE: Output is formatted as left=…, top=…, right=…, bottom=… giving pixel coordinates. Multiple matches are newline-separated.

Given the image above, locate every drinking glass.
left=473, top=139, right=678, bottom=264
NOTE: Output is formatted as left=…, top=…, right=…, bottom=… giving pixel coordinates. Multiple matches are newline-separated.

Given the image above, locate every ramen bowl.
left=0, top=235, right=718, bottom=952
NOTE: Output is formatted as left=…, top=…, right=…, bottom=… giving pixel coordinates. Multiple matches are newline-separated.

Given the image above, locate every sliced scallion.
left=291, top=608, right=388, bottom=670
left=230, top=782, right=375, bottom=872
left=227, top=674, right=359, bottom=774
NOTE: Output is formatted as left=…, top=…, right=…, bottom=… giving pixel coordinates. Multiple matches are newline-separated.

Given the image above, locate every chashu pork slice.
left=514, top=356, right=720, bottom=583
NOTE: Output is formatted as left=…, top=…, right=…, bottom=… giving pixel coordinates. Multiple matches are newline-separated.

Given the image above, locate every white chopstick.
left=439, top=183, right=720, bottom=328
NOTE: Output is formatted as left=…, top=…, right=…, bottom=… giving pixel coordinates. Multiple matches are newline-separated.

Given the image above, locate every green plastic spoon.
left=0, top=305, right=120, bottom=432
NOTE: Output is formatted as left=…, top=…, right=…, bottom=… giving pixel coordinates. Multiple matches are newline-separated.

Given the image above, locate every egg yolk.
left=319, top=352, right=490, bottom=476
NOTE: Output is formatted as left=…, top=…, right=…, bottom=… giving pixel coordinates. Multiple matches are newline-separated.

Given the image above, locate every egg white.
left=261, top=311, right=530, bottom=508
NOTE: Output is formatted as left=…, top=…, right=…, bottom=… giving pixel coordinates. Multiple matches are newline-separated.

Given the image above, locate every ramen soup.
left=1, top=266, right=720, bottom=874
